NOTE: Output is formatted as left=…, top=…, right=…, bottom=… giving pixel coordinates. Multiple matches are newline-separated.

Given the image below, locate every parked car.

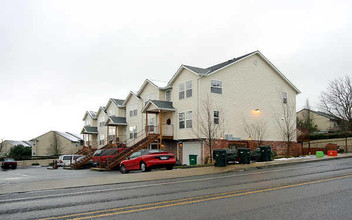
left=57, top=155, right=82, bottom=167
left=119, top=149, right=176, bottom=174
left=92, top=147, right=126, bottom=167
left=1, top=158, right=17, bottom=169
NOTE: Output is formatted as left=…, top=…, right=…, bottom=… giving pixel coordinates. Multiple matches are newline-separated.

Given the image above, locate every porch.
left=105, top=116, right=127, bottom=146
left=142, top=100, right=175, bottom=149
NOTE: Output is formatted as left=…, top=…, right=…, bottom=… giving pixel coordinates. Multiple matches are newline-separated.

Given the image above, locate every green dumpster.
left=189, top=155, right=197, bottom=165
left=260, top=145, right=272, bottom=161
left=316, top=151, right=324, bottom=158
left=213, top=149, right=227, bottom=167
left=237, top=148, right=251, bottom=164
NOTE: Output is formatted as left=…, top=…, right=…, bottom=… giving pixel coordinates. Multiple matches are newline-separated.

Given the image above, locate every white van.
left=57, top=155, right=82, bottom=167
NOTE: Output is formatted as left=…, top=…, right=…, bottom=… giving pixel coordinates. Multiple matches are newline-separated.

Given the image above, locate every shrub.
left=9, top=145, right=31, bottom=160
left=31, top=162, right=40, bottom=166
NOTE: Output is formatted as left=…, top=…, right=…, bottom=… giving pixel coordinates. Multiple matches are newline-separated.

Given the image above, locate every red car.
left=2, top=158, right=17, bottom=169
left=92, top=148, right=126, bottom=167
left=119, top=149, right=176, bottom=173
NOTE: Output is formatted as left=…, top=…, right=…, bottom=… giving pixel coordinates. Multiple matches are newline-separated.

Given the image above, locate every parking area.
left=0, top=167, right=116, bottom=186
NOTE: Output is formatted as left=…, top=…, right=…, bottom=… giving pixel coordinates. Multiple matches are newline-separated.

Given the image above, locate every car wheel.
left=120, top=164, right=129, bottom=174
left=140, top=162, right=150, bottom=172
left=12, top=165, right=17, bottom=169
left=166, top=165, right=173, bottom=170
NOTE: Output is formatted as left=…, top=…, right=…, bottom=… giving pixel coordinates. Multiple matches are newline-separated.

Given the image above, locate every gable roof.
left=82, top=111, right=97, bottom=121
left=142, top=100, right=175, bottom=113
left=184, top=51, right=256, bottom=76
left=137, top=79, right=168, bottom=96
left=106, top=98, right=125, bottom=110
left=122, top=91, right=141, bottom=106
left=297, top=109, right=339, bottom=121
left=96, top=106, right=107, bottom=117
left=168, top=50, right=300, bottom=94
left=5, top=140, right=33, bottom=147
left=105, top=116, right=127, bottom=126
left=55, top=131, right=82, bottom=142
left=81, top=126, right=98, bottom=134
left=32, top=131, right=82, bottom=143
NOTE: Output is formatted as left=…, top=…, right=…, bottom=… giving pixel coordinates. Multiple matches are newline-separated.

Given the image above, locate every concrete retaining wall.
left=16, top=159, right=54, bottom=167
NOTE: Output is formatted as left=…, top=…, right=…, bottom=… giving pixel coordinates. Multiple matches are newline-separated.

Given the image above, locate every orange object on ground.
left=327, top=150, right=337, bottom=156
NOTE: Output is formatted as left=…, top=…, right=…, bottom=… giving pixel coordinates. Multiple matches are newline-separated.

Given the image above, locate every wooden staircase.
left=104, top=133, right=159, bottom=170
left=73, top=143, right=112, bottom=169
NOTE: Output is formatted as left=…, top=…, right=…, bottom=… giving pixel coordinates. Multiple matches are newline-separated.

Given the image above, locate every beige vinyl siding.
left=125, top=95, right=144, bottom=139
left=170, top=69, right=199, bottom=140
left=198, top=54, right=297, bottom=141
left=97, top=111, right=108, bottom=147
left=106, top=104, right=119, bottom=116
left=297, top=110, right=338, bottom=132
left=33, top=131, right=82, bottom=156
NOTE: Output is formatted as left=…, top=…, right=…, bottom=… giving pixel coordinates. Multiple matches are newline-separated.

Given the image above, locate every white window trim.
left=165, top=90, right=171, bottom=101
left=211, top=79, right=223, bottom=94
left=179, top=111, right=192, bottom=129
left=214, top=111, right=219, bottom=124
left=179, top=80, right=192, bottom=100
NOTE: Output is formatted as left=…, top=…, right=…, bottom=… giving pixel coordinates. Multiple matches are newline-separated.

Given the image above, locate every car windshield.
left=63, top=156, right=72, bottom=160
left=130, top=152, right=141, bottom=158
left=5, top=158, right=15, bottom=162
left=93, top=150, right=102, bottom=156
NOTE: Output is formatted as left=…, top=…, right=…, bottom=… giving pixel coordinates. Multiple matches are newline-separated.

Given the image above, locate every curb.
left=1, top=154, right=352, bottom=195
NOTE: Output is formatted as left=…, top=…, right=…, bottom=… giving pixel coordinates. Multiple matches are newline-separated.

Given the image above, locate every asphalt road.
left=1, top=158, right=352, bottom=220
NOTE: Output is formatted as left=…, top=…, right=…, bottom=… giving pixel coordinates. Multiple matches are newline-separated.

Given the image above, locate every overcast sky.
left=1, top=0, right=351, bottom=140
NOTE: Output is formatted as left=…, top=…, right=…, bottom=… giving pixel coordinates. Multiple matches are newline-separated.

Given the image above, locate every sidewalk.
left=1, top=153, right=352, bottom=194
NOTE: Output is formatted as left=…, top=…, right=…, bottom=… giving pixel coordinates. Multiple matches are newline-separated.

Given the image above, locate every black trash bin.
left=237, top=148, right=251, bottom=164
left=260, top=145, right=272, bottom=161
left=213, top=149, right=227, bottom=167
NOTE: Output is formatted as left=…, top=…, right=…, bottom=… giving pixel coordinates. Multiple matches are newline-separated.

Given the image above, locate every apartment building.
left=81, top=51, right=300, bottom=165
left=81, top=111, right=98, bottom=147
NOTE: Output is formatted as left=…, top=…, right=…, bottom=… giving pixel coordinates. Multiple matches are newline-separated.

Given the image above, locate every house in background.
left=0, top=140, right=33, bottom=157
left=31, top=131, right=83, bottom=157
left=297, top=109, right=340, bottom=132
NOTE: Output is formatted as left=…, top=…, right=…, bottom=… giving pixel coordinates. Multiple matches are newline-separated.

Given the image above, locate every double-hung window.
left=211, top=80, right=222, bottom=94
left=179, top=113, right=185, bottom=129
left=186, top=81, right=192, bottom=98
left=214, top=111, right=219, bottom=124
left=179, top=83, right=185, bottom=99
left=129, top=126, right=137, bottom=139
left=179, top=111, right=192, bottom=129
left=282, top=92, right=288, bottom=104
left=165, top=90, right=171, bottom=101
left=99, top=116, right=105, bottom=127
left=179, top=81, right=192, bottom=99
left=129, top=104, right=138, bottom=117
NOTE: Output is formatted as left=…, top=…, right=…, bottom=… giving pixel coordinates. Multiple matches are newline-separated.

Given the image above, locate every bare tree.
left=243, top=118, right=267, bottom=148
left=194, top=97, right=225, bottom=164
left=320, top=75, right=352, bottom=153
left=48, top=132, right=63, bottom=156
left=0, top=139, right=5, bottom=156
left=274, top=96, right=297, bottom=158
left=297, top=99, right=318, bottom=154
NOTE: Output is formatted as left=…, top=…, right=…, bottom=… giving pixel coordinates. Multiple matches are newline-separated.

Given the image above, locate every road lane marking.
left=40, top=172, right=352, bottom=220
left=0, top=165, right=331, bottom=203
